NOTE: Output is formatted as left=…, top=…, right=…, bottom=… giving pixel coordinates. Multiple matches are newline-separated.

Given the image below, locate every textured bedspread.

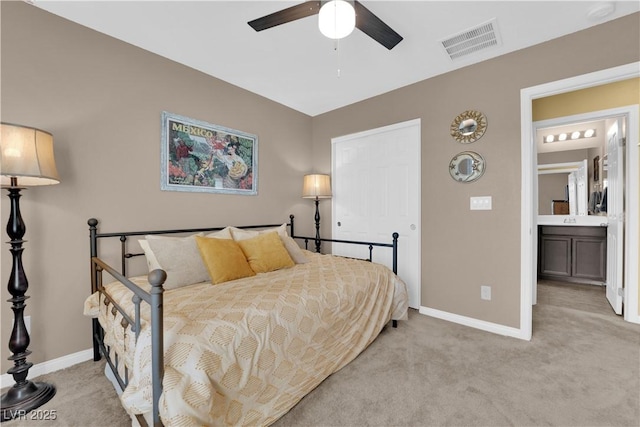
left=84, top=251, right=408, bottom=426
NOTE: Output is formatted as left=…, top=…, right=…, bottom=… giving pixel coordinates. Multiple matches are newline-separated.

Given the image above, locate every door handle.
left=337, top=222, right=341, bottom=227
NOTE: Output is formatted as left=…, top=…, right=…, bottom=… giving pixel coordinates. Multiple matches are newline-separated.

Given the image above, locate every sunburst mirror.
left=450, top=110, right=487, bottom=144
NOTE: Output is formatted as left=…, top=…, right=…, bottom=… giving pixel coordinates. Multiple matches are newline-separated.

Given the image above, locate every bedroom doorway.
left=534, top=112, right=627, bottom=315
left=331, top=119, right=421, bottom=309
left=520, top=63, right=640, bottom=341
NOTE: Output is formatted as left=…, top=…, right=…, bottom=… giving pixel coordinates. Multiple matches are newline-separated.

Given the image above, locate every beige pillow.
left=140, top=233, right=207, bottom=289
left=230, top=224, right=308, bottom=264
left=237, top=232, right=295, bottom=273
left=138, top=228, right=231, bottom=288
left=195, top=236, right=256, bottom=284
left=229, top=224, right=286, bottom=241
left=279, top=234, right=309, bottom=264
left=205, top=226, right=233, bottom=239
left=138, top=239, right=160, bottom=271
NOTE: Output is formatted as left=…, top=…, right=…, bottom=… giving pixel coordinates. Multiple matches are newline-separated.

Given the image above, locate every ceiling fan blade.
left=248, top=1, right=321, bottom=32
left=354, top=1, right=403, bottom=50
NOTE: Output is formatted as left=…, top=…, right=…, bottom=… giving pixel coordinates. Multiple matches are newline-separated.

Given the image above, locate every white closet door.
left=332, top=119, right=421, bottom=309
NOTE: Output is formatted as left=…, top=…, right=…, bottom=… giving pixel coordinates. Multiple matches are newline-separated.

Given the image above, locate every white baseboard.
left=420, top=306, right=529, bottom=340
left=1, top=348, right=93, bottom=389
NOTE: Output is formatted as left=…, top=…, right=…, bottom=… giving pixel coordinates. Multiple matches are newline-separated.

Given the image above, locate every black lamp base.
left=0, top=381, right=56, bottom=422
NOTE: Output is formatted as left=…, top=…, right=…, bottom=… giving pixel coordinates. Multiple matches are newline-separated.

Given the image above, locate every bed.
left=84, top=215, right=408, bottom=426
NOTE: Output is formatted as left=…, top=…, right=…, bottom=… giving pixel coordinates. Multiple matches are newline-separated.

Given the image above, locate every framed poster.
left=160, top=111, right=258, bottom=195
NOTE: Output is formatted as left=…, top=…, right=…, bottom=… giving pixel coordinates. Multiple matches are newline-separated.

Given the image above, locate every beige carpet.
left=2, top=282, right=638, bottom=426
left=537, top=279, right=613, bottom=316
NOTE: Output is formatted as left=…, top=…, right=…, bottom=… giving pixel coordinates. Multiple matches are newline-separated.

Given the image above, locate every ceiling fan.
left=248, top=1, right=403, bottom=50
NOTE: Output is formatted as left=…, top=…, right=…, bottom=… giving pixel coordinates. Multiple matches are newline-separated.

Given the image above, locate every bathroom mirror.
left=537, top=160, right=590, bottom=217
left=450, top=110, right=487, bottom=144
left=449, top=151, right=485, bottom=183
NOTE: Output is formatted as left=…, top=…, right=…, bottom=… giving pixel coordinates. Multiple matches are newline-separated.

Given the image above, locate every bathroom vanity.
left=537, top=220, right=607, bottom=284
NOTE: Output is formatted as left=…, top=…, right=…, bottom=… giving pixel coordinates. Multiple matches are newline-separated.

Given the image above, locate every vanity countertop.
left=537, top=215, right=608, bottom=227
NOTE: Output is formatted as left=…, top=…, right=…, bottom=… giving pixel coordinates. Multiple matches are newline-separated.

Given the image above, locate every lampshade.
left=318, top=0, right=356, bottom=40
left=302, top=174, right=332, bottom=199
left=1, top=123, right=60, bottom=186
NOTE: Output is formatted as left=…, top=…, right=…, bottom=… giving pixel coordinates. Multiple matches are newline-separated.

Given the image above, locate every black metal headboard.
left=88, top=214, right=399, bottom=279
left=88, top=218, right=294, bottom=279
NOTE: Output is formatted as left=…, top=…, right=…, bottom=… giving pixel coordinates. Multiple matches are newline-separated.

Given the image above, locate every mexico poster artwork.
left=160, top=111, right=258, bottom=195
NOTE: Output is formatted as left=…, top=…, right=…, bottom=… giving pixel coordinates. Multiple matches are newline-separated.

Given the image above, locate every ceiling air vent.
left=440, top=19, right=501, bottom=61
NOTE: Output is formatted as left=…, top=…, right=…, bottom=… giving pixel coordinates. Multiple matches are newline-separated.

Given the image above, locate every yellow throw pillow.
left=237, top=232, right=295, bottom=274
left=231, top=224, right=308, bottom=264
left=195, top=236, right=255, bottom=285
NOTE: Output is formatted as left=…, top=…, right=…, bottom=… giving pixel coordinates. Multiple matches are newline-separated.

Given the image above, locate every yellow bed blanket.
left=84, top=251, right=408, bottom=426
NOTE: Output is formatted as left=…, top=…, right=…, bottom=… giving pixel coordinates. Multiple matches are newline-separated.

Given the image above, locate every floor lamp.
left=0, top=123, right=59, bottom=421
left=302, top=174, right=332, bottom=253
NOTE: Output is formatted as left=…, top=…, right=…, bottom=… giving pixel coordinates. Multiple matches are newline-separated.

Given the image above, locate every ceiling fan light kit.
left=248, top=1, right=403, bottom=50
left=318, top=0, right=356, bottom=40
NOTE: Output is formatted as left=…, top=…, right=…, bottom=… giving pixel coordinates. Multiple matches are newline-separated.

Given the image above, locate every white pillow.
left=139, top=233, right=207, bottom=289
left=230, top=224, right=308, bottom=264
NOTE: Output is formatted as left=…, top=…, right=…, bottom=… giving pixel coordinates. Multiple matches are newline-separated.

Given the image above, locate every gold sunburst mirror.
left=450, top=110, right=487, bottom=144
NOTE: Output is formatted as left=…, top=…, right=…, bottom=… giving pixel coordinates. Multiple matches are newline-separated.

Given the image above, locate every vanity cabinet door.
left=572, top=237, right=607, bottom=281
left=539, top=235, right=572, bottom=277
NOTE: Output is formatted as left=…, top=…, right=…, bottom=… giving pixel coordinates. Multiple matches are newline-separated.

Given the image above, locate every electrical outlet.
left=481, top=285, right=492, bottom=301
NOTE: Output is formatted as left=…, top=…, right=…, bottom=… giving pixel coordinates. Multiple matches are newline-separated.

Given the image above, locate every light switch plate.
left=470, top=196, right=492, bottom=210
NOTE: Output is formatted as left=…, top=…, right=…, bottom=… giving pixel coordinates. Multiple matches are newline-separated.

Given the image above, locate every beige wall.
left=1, top=3, right=639, bottom=373
left=0, top=3, right=313, bottom=372
left=310, top=13, right=639, bottom=328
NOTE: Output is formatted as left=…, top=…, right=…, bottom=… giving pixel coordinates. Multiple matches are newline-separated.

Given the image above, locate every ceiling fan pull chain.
left=334, top=39, right=341, bottom=78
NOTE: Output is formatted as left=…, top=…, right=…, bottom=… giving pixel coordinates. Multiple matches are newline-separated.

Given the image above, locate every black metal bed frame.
left=88, top=214, right=399, bottom=427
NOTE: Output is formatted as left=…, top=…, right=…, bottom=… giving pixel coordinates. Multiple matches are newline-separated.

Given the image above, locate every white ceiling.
left=31, top=1, right=639, bottom=117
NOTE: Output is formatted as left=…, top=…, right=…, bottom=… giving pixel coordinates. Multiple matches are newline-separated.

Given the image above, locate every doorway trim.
left=533, top=108, right=637, bottom=308
left=520, top=62, right=640, bottom=340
